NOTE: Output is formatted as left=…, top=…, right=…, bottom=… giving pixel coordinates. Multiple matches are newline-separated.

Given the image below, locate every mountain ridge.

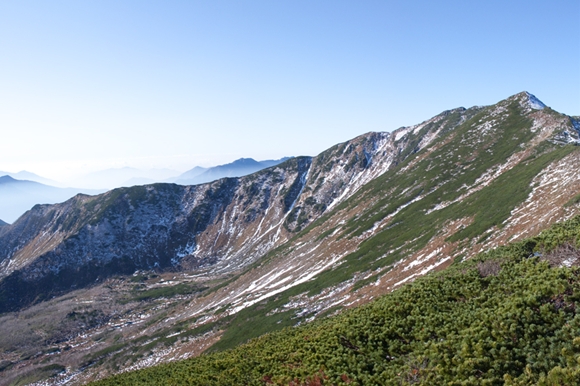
left=1, top=92, right=580, bottom=385
left=172, top=157, right=292, bottom=186
left=1, top=92, right=577, bottom=313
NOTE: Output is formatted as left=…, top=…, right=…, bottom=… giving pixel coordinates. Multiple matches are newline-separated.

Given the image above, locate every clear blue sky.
left=1, top=0, right=578, bottom=180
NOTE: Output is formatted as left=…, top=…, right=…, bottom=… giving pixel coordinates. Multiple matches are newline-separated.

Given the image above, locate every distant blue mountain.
left=174, top=157, right=292, bottom=186
left=165, top=166, right=207, bottom=183
left=0, top=176, right=103, bottom=223
left=0, top=170, right=63, bottom=187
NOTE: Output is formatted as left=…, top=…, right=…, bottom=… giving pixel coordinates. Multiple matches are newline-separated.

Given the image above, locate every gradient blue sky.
left=1, top=0, right=578, bottom=180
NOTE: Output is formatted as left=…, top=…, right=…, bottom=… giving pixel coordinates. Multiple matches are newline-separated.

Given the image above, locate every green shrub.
left=92, top=215, right=580, bottom=386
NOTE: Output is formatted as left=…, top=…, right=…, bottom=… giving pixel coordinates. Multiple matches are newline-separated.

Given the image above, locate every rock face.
left=0, top=91, right=579, bottom=324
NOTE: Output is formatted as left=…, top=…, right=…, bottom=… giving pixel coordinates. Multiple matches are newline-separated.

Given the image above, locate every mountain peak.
left=509, top=91, right=546, bottom=110
left=524, top=91, right=546, bottom=110
left=0, top=175, right=17, bottom=184
left=230, top=158, right=259, bottom=166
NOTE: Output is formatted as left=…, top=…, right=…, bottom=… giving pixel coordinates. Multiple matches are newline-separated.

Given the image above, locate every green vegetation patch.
left=127, top=283, right=208, bottom=302
left=291, top=99, right=576, bottom=296
left=565, top=193, right=580, bottom=208
left=93, top=215, right=580, bottom=386
left=10, top=364, right=66, bottom=386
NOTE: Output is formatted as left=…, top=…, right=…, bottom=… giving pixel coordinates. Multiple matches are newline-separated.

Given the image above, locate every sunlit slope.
left=192, top=92, right=580, bottom=352
left=93, top=216, right=580, bottom=385
left=305, top=92, right=578, bottom=291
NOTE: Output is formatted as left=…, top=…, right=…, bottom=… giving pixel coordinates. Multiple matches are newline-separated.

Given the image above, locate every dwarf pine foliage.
left=93, top=216, right=580, bottom=385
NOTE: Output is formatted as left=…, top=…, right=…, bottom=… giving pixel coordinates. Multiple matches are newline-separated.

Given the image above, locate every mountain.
left=64, top=159, right=291, bottom=190
left=0, top=176, right=104, bottom=223
left=0, top=146, right=385, bottom=312
left=173, top=157, right=291, bottom=185
left=93, top=215, right=580, bottom=385
left=0, top=92, right=579, bottom=385
left=166, top=166, right=207, bottom=183
left=0, top=170, right=63, bottom=187
left=0, top=220, right=7, bottom=227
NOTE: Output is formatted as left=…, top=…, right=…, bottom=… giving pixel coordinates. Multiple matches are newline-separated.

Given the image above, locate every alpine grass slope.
left=93, top=215, right=580, bottom=385
left=0, top=92, right=579, bottom=385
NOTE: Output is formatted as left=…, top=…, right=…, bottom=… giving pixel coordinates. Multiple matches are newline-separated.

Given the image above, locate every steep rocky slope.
left=160, top=92, right=580, bottom=352
left=0, top=107, right=474, bottom=313
left=0, top=92, right=579, bottom=385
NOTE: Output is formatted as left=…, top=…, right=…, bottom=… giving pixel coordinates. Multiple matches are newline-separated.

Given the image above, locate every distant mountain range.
left=169, top=166, right=207, bottom=183
left=0, top=170, right=63, bottom=187
left=171, top=157, right=291, bottom=185
left=0, top=176, right=103, bottom=223
left=62, top=158, right=292, bottom=189
left=0, top=158, right=293, bottom=223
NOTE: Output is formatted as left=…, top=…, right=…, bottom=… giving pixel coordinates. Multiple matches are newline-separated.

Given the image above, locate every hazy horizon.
left=0, top=155, right=293, bottom=187
left=1, top=0, right=578, bottom=181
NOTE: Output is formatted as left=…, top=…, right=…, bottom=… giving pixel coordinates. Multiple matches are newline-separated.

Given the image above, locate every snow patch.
left=175, top=242, right=196, bottom=259
left=394, top=127, right=411, bottom=141
left=526, top=92, right=545, bottom=110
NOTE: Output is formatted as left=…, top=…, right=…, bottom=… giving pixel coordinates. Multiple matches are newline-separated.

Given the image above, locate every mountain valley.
left=0, top=92, right=579, bottom=385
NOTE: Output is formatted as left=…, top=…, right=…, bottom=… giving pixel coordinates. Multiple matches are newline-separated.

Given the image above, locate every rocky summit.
left=0, top=92, right=579, bottom=385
